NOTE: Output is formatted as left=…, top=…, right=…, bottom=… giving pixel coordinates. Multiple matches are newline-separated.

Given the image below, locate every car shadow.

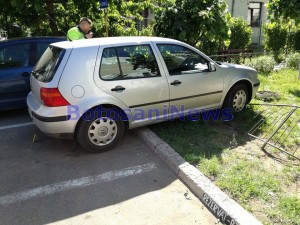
left=0, top=120, right=178, bottom=225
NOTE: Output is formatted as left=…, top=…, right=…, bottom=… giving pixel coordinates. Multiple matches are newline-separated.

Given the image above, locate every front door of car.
left=155, top=44, right=224, bottom=117
left=0, top=43, right=32, bottom=109
left=94, top=44, right=169, bottom=123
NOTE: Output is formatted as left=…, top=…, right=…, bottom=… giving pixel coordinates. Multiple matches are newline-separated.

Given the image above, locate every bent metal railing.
left=228, top=103, right=300, bottom=161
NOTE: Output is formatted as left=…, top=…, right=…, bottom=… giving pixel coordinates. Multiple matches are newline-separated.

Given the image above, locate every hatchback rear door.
left=30, top=46, right=68, bottom=105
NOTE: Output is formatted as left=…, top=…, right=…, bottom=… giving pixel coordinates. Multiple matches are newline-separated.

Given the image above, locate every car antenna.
left=46, top=13, right=72, bottom=41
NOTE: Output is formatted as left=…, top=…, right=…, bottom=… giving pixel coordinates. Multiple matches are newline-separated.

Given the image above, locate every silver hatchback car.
left=27, top=37, right=260, bottom=153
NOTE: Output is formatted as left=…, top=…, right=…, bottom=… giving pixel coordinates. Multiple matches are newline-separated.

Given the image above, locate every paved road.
left=0, top=109, right=217, bottom=225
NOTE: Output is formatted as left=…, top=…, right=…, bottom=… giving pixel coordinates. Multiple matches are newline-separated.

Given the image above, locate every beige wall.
left=225, top=0, right=268, bottom=45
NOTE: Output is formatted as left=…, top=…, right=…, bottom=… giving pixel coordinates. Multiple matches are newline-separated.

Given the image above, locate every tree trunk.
left=45, top=0, right=59, bottom=35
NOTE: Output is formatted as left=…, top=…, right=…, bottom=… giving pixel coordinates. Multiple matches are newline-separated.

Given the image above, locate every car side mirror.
left=209, top=62, right=216, bottom=72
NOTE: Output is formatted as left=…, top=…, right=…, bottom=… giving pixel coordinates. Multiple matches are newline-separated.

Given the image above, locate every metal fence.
left=228, top=103, right=300, bottom=162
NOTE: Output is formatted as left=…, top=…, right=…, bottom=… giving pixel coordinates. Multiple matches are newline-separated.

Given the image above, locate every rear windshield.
left=32, top=46, right=65, bottom=82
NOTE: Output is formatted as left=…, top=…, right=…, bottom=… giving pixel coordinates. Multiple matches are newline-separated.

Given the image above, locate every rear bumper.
left=31, top=111, right=70, bottom=122
left=27, top=92, right=77, bottom=138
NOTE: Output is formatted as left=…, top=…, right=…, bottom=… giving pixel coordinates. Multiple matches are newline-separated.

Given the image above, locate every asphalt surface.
left=0, top=108, right=217, bottom=225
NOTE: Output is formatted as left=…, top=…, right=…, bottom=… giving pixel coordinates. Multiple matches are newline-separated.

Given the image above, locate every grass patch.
left=257, top=69, right=300, bottom=105
left=150, top=68, right=300, bottom=225
left=217, top=160, right=281, bottom=203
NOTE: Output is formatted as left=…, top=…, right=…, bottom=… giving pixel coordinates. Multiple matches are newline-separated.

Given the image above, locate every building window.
left=248, top=2, right=262, bottom=27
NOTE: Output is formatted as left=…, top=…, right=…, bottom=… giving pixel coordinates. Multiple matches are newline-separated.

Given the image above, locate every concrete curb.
left=135, top=127, right=262, bottom=225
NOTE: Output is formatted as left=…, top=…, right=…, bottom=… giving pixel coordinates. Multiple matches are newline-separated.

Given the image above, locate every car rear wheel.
left=223, top=84, right=248, bottom=113
left=76, top=108, right=124, bottom=153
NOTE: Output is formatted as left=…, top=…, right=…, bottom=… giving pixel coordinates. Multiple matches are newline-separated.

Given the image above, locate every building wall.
left=225, top=0, right=268, bottom=45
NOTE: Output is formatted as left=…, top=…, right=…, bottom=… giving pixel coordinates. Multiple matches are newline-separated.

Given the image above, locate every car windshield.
left=32, top=46, right=65, bottom=82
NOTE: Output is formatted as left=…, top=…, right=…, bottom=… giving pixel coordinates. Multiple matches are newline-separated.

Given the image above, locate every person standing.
left=67, top=17, right=93, bottom=41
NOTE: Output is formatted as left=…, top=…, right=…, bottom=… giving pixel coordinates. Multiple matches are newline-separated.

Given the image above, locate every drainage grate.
left=227, top=103, right=300, bottom=161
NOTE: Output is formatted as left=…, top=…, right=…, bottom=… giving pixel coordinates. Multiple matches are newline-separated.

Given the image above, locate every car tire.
left=223, top=83, right=248, bottom=113
left=76, top=107, right=124, bottom=153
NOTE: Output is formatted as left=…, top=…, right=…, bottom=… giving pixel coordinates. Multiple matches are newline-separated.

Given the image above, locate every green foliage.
left=198, top=156, right=222, bottom=177
left=228, top=17, right=252, bottom=49
left=294, top=30, right=300, bottom=51
left=245, top=56, right=276, bottom=73
left=0, top=0, right=171, bottom=38
left=268, top=196, right=300, bottom=225
left=154, top=0, right=231, bottom=55
left=286, top=52, right=300, bottom=69
left=217, top=161, right=281, bottom=203
left=267, top=0, right=300, bottom=24
left=264, top=22, right=288, bottom=62
left=284, top=22, right=300, bottom=52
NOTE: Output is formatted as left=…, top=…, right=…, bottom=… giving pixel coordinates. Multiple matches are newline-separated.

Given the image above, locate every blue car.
left=0, top=37, right=66, bottom=110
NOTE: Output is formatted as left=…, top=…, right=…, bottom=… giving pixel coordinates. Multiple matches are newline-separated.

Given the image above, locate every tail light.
left=40, top=88, right=70, bottom=107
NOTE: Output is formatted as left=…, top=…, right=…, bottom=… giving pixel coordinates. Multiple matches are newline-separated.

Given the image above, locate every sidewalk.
left=135, top=128, right=263, bottom=225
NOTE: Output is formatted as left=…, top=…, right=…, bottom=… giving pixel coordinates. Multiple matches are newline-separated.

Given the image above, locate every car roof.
left=51, top=36, right=182, bottom=49
left=0, top=36, right=66, bottom=44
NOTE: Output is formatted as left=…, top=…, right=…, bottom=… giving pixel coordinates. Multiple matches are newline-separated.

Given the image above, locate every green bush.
left=285, top=23, right=300, bottom=52
left=245, top=55, right=276, bottom=73
left=228, top=17, right=252, bottom=49
left=286, top=52, right=300, bottom=69
left=264, top=22, right=288, bottom=62
left=295, top=30, right=300, bottom=51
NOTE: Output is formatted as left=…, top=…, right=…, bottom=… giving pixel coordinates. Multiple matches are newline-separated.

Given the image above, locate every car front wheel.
left=223, top=84, right=248, bottom=113
left=76, top=108, right=124, bottom=153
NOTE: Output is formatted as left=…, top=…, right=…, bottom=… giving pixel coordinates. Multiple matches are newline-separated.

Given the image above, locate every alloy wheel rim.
left=88, top=117, right=117, bottom=146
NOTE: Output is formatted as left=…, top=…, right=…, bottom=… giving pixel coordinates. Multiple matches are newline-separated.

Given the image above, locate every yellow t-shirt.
left=67, top=26, right=85, bottom=41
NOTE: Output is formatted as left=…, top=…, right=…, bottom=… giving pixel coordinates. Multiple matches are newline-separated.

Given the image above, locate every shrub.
left=285, top=23, right=300, bottom=52
left=228, top=17, right=252, bottom=49
left=245, top=55, right=276, bottom=73
left=294, top=30, right=300, bottom=51
left=286, top=52, right=300, bottom=69
left=264, top=22, right=288, bottom=62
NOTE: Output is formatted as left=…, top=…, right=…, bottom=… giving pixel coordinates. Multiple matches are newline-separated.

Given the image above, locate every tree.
left=0, top=0, right=173, bottom=38
left=263, top=22, right=288, bottom=62
left=268, top=0, right=300, bottom=24
left=154, top=0, right=231, bottom=55
left=228, top=17, right=252, bottom=49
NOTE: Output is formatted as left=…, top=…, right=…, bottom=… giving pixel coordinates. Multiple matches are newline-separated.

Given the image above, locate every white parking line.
left=0, top=122, right=34, bottom=131
left=0, top=162, right=157, bottom=206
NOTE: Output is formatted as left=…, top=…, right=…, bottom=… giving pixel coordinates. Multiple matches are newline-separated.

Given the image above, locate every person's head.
left=78, top=17, right=92, bottom=34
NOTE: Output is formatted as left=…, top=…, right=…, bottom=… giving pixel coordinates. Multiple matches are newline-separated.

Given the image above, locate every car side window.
left=157, top=44, right=209, bottom=75
left=100, top=44, right=160, bottom=80
left=36, top=42, right=51, bottom=62
left=0, top=43, right=30, bottom=69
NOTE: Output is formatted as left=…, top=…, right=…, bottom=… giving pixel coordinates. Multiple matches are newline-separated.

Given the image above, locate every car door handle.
left=21, top=72, right=31, bottom=77
left=111, top=86, right=125, bottom=92
left=170, top=80, right=182, bottom=86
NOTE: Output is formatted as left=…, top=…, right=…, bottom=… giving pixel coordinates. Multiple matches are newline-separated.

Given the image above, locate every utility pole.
left=105, top=8, right=108, bottom=37
left=100, top=0, right=109, bottom=37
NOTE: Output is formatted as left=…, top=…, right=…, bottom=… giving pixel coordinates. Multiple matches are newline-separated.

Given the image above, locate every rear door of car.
left=0, top=40, right=33, bottom=109
left=94, top=43, right=170, bottom=123
left=154, top=43, right=224, bottom=116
